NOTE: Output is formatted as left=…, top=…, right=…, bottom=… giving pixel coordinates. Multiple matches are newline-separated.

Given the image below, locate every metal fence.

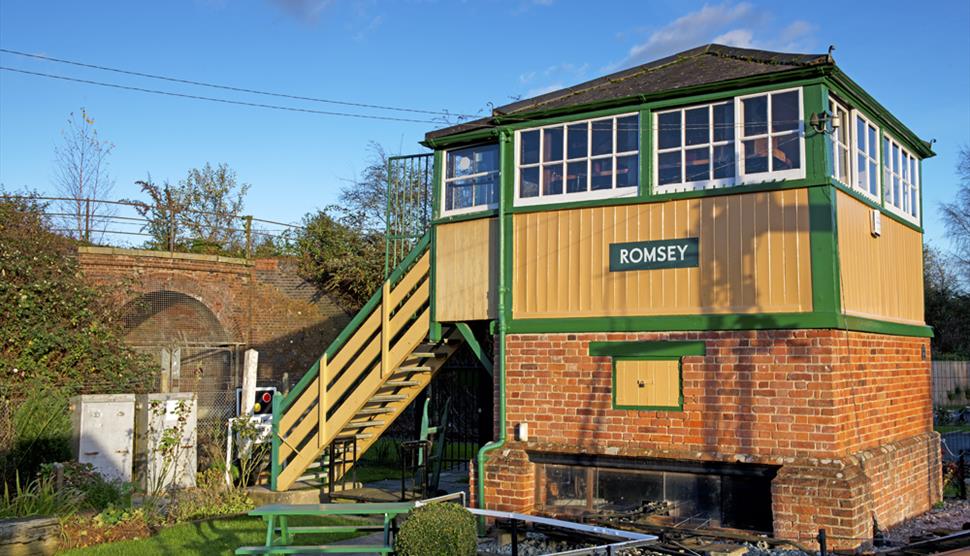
left=933, top=361, right=970, bottom=408
left=3, top=194, right=302, bottom=257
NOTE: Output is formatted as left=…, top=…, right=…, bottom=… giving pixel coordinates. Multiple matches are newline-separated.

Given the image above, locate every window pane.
left=591, top=119, right=613, bottom=156
left=892, top=143, right=899, bottom=172
left=543, top=163, right=563, bottom=195
left=521, top=130, right=540, bottom=165
left=520, top=167, right=539, bottom=198
left=856, top=117, right=866, bottom=151
left=591, top=158, right=613, bottom=190
left=868, top=126, right=877, bottom=159
left=616, top=155, right=638, bottom=188
left=685, top=107, right=709, bottom=146
left=566, top=161, right=587, bottom=193
left=446, top=179, right=474, bottom=211
left=658, top=111, right=681, bottom=149
left=857, top=153, right=868, bottom=191
left=567, top=123, right=588, bottom=159
left=772, top=134, right=800, bottom=171
left=743, top=138, right=769, bottom=174
left=836, top=145, right=849, bottom=182
left=658, top=151, right=682, bottom=185
left=771, top=90, right=799, bottom=133
left=836, top=109, right=849, bottom=147
left=911, top=158, right=918, bottom=186
left=743, top=95, right=768, bottom=136
left=616, top=115, right=639, bottom=153
left=868, top=162, right=878, bottom=196
left=893, top=175, right=901, bottom=207
left=543, top=127, right=564, bottom=162
left=474, top=175, right=497, bottom=207
left=910, top=187, right=918, bottom=217
left=713, top=102, right=734, bottom=142
left=448, top=144, right=499, bottom=179
left=685, top=147, right=710, bottom=182
left=713, top=143, right=735, bottom=179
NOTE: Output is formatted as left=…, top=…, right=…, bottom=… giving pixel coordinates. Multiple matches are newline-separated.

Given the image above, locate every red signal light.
left=261, top=392, right=272, bottom=404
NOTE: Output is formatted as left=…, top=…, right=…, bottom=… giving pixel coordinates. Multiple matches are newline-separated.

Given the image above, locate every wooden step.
left=394, top=365, right=431, bottom=374
left=365, top=394, right=407, bottom=404
left=380, top=380, right=420, bottom=389
left=353, top=406, right=395, bottom=416
left=344, top=418, right=386, bottom=429
left=407, top=351, right=442, bottom=358
left=335, top=431, right=373, bottom=440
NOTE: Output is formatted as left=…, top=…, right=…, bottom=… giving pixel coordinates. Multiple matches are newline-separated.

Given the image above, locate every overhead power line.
left=0, top=47, right=476, bottom=119
left=0, top=66, right=440, bottom=124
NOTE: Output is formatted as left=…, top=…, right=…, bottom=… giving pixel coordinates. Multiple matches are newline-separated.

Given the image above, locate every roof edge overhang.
left=423, top=64, right=830, bottom=149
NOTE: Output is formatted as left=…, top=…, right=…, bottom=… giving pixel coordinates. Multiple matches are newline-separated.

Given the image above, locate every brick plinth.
left=473, top=330, right=941, bottom=549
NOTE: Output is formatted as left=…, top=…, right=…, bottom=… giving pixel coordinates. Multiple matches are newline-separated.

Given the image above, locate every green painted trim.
left=507, top=310, right=933, bottom=337
left=829, top=179, right=923, bottom=233
left=281, top=231, right=431, bottom=412
left=639, top=107, right=652, bottom=196
left=432, top=209, right=499, bottom=226
left=808, top=185, right=841, bottom=315
left=455, top=322, right=493, bottom=376
left=842, top=314, right=934, bottom=338
left=508, top=178, right=830, bottom=215
left=430, top=152, right=442, bottom=342
left=476, top=128, right=513, bottom=516
left=825, top=70, right=934, bottom=158
left=589, top=340, right=706, bottom=357
left=270, top=391, right=281, bottom=491
left=611, top=357, right=684, bottom=412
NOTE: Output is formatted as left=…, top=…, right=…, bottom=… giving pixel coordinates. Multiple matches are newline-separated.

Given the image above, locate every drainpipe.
left=476, top=129, right=510, bottom=513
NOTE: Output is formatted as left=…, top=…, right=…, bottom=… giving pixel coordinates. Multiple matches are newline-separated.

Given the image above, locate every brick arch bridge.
left=77, top=246, right=350, bottom=386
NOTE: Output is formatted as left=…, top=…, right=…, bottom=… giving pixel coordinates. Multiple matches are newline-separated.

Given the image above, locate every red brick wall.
left=77, top=248, right=349, bottom=386
left=477, top=329, right=940, bottom=549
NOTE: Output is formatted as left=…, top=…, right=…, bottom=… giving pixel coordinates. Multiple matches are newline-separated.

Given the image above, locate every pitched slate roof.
left=425, top=44, right=831, bottom=141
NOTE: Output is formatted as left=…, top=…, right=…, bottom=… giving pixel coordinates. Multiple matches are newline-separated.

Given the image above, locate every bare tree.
left=52, top=108, right=116, bottom=242
left=941, top=146, right=970, bottom=287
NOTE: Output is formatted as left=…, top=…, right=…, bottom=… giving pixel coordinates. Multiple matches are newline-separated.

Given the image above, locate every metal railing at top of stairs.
left=279, top=229, right=431, bottom=414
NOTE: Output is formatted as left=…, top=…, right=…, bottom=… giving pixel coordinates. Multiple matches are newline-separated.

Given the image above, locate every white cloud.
left=612, top=2, right=818, bottom=69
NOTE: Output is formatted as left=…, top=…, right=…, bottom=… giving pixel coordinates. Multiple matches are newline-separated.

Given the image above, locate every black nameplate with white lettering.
left=609, top=238, right=699, bottom=272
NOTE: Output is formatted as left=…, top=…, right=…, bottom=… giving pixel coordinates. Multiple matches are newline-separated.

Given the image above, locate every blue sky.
left=1, top=0, right=968, bottom=246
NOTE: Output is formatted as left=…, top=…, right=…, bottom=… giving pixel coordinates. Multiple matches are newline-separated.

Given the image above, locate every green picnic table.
left=235, top=502, right=415, bottom=555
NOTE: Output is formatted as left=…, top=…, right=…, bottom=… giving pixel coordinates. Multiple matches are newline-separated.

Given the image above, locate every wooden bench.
left=235, top=502, right=414, bottom=555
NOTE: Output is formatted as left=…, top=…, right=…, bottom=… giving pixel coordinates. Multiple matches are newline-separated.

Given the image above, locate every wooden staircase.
left=271, top=234, right=463, bottom=492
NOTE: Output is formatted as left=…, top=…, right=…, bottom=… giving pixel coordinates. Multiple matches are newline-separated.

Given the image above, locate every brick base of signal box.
left=471, top=330, right=941, bottom=550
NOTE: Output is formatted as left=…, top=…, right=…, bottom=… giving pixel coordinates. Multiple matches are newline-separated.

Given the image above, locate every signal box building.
left=270, top=45, right=938, bottom=549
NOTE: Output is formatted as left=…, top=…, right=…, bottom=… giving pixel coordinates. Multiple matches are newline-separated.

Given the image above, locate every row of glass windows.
left=440, top=87, right=920, bottom=224
left=829, top=95, right=920, bottom=222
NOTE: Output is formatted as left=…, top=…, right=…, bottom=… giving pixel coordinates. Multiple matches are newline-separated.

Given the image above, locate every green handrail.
left=280, top=231, right=432, bottom=413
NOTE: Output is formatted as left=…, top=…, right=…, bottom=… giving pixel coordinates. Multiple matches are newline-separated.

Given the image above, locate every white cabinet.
left=69, top=394, right=136, bottom=482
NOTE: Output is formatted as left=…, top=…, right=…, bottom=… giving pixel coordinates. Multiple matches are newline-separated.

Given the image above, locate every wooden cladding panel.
left=614, top=359, right=680, bottom=409
left=435, top=217, right=498, bottom=321
left=512, top=189, right=813, bottom=319
left=837, top=191, right=924, bottom=324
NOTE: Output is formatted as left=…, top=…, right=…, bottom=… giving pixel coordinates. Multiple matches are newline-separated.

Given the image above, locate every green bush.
left=41, top=462, right=132, bottom=512
left=395, top=503, right=477, bottom=556
left=168, top=468, right=254, bottom=522
left=0, top=471, right=82, bottom=518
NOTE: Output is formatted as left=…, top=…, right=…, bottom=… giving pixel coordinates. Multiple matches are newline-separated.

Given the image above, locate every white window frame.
left=737, top=87, right=806, bottom=182
left=440, top=144, right=500, bottom=217
left=653, top=87, right=806, bottom=194
left=653, top=100, right=736, bottom=193
left=883, top=133, right=921, bottom=224
left=829, top=96, right=852, bottom=187
left=514, top=113, right=640, bottom=207
left=850, top=111, right=881, bottom=202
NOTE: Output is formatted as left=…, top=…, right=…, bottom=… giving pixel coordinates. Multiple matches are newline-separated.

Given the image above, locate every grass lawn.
left=60, top=515, right=361, bottom=556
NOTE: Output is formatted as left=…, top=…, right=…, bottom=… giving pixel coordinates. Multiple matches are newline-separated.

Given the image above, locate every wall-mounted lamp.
left=809, top=110, right=839, bottom=134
